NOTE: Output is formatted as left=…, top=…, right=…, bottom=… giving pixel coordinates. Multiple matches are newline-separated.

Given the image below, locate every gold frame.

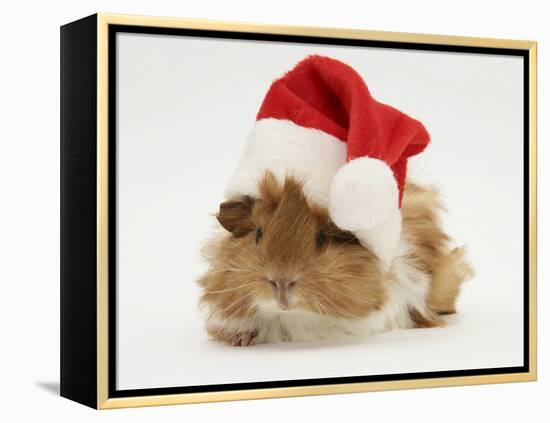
left=95, top=13, right=537, bottom=409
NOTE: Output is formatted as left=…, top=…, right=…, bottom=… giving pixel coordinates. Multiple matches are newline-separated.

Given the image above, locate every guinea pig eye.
left=316, top=230, right=326, bottom=249
left=255, top=227, right=263, bottom=243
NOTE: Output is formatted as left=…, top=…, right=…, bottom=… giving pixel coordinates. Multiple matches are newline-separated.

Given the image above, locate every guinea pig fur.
left=197, top=172, right=473, bottom=346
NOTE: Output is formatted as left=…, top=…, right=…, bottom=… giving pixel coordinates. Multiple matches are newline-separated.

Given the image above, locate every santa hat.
left=225, top=55, right=430, bottom=267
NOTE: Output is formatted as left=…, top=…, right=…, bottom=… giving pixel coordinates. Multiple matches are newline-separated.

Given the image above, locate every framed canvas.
left=60, top=13, right=537, bottom=409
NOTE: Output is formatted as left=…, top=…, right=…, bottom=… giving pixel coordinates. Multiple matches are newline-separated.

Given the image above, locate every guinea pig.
left=197, top=172, right=473, bottom=346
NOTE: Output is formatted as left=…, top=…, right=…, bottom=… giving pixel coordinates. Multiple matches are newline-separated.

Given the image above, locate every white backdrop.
left=116, top=33, right=523, bottom=389
left=1, top=1, right=547, bottom=422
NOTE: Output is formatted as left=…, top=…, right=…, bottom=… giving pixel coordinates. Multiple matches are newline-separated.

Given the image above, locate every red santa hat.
left=225, top=55, right=430, bottom=267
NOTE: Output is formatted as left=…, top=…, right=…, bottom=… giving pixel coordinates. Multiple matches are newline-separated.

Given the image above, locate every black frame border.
left=107, top=24, right=531, bottom=399
left=60, top=14, right=99, bottom=409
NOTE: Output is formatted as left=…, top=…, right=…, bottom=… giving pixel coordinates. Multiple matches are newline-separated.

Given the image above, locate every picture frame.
left=60, top=13, right=537, bottom=409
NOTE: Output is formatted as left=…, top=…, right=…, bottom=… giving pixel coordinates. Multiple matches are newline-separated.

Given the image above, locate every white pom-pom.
left=329, top=157, right=399, bottom=231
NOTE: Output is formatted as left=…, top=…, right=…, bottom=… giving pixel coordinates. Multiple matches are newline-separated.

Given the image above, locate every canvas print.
left=60, top=14, right=536, bottom=409
left=198, top=55, right=473, bottom=346
left=114, top=30, right=526, bottom=392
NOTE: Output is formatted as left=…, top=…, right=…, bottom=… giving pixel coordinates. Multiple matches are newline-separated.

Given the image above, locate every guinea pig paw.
left=230, top=330, right=258, bottom=347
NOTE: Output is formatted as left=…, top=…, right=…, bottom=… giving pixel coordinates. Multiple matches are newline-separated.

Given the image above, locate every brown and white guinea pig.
left=197, top=172, right=473, bottom=346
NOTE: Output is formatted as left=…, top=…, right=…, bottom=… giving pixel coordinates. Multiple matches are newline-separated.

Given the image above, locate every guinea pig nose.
left=268, top=278, right=299, bottom=289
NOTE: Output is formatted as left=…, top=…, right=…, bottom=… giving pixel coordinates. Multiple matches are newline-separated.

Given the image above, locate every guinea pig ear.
left=217, top=196, right=255, bottom=238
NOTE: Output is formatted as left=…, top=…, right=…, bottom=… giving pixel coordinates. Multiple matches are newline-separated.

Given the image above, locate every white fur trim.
left=225, top=118, right=346, bottom=207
